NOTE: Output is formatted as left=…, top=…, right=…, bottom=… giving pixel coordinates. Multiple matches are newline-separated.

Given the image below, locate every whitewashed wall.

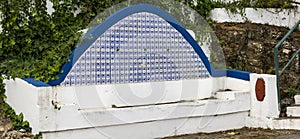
left=4, top=76, right=251, bottom=137
left=211, top=7, right=300, bottom=29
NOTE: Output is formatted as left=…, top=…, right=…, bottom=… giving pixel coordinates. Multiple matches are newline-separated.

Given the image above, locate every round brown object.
left=255, top=78, right=265, bottom=101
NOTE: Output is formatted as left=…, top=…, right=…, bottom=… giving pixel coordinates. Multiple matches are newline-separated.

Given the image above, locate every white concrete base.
left=43, top=112, right=249, bottom=139
left=287, top=106, right=300, bottom=117
left=273, top=118, right=300, bottom=130
left=38, top=89, right=250, bottom=137
left=246, top=117, right=300, bottom=130
left=210, top=8, right=300, bottom=29
left=246, top=117, right=275, bottom=129
left=38, top=95, right=250, bottom=133
left=4, top=76, right=253, bottom=138
left=249, top=74, right=279, bottom=119
left=41, top=89, right=250, bottom=138
left=285, top=95, right=300, bottom=118
left=295, top=95, right=300, bottom=105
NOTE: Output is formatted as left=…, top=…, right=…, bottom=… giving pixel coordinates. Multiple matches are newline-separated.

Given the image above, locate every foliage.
left=34, top=132, right=43, bottom=139
left=214, top=0, right=294, bottom=16
left=0, top=0, right=129, bottom=82
left=0, top=77, right=31, bottom=132
left=0, top=0, right=293, bottom=83
left=0, top=0, right=125, bottom=133
left=175, top=0, right=215, bottom=19
left=175, top=0, right=293, bottom=19
left=0, top=0, right=295, bottom=133
left=229, top=55, right=249, bottom=71
left=287, top=88, right=297, bottom=97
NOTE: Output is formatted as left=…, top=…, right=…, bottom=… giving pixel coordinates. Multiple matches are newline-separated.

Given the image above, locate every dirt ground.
left=163, top=127, right=300, bottom=139
left=1, top=126, right=300, bottom=139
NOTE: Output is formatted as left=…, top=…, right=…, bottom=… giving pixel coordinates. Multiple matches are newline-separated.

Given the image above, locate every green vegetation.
left=288, top=88, right=297, bottom=97
left=177, top=0, right=293, bottom=18
left=0, top=0, right=125, bottom=134
left=0, top=76, right=31, bottom=132
left=34, top=132, right=43, bottom=139
left=213, top=0, right=293, bottom=16
left=0, top=0, right=294, bottom=134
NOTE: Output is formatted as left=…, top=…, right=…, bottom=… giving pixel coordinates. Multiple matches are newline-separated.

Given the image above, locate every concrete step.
left=214, top=90, right=250, bottom=101
left=286, top=106, right=300, bottom=117
left=273, top=117, right=300, bottom=130
left=295, top=95, right=300, bottom=105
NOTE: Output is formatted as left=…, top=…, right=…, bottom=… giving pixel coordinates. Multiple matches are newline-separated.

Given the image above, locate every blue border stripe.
left=227, top=69, right=251, bottom=81
left=22, top=78, right=51, bottom=87
left=211, top=69, right=227, bottom=77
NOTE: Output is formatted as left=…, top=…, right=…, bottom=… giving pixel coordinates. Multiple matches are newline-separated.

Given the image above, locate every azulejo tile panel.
left=61, top=12, right=210, bottom=86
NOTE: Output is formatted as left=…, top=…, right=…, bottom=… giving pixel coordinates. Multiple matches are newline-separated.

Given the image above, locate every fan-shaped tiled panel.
left=61, top=12, right=210, bottom=86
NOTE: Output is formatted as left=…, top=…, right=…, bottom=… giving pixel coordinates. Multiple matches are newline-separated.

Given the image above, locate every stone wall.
left=212, top=22, right=300, bottom=100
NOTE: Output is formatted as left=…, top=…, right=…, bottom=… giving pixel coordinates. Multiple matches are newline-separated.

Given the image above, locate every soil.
left=163, top=127, right=300, bottom=139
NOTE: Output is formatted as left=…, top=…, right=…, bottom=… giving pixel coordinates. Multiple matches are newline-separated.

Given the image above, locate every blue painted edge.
left=47, top=4, right=212, bottom=86
left=23, top=69, right=251, bottom=87
left=211, top=69, right=227, bottom=77
left=227, top=69, right=251, bottom=81
left=22, top=78, right=51, bottom=87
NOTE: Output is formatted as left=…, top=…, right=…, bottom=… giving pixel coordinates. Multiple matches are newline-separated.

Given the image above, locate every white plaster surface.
left=246, top=116, right=275, bottom=129
left=9, top=74, right=295, bottom=138
left=210, top=8, right=300, bottom=29
left=295, top=95, right=300, bottom=105
left=286, top=106, right=300, bottom=117
left=249, top=74, right=279, bottom=119
left=273, top=118, right=300, bottom=130
left=244, top=74, right=298, bottom=131
left=8, top=73, right=300, bottom=137
left=38, top=90, right=249, bottom=132
left=40, top=99, right=249, bottom=132
left=4, top=78, right=47, bottom=134
left=212, top=77, right=250, bottom=93
left=42, top=112, right=248, bottom=139
left=225, top=77, right=250, bottom=91
left=53, top=78, right=213, bottom=109
left=4, top=77, right=252, bottom=137
left=247, top=116, right=300, bottom=130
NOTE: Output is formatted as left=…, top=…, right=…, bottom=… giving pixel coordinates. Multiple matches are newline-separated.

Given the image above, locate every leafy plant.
left=34, top=132, right=43, bottom=139
left=0, top=77, right=32, bottom=132
left=0, top=0, right=125, bottom=134
left=214, top=0, right=293, bottom=16
left=288, top=88, right=297, bottom=97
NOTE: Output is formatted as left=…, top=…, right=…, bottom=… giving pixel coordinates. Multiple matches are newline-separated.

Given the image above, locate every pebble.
left=0, top=123, right=13, bottom=132
left=1, top=130, right=34, bottom=139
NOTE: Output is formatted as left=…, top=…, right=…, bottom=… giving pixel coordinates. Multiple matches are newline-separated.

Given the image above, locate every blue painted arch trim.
left=48, top=4, right=212, bottom=86
left=22, top=78, right=51, bottom=87
left=23, top=69, right=251, bottom=87
left=227, top=69, right=251, bottom=81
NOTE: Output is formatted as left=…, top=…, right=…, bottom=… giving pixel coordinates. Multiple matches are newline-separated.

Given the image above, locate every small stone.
left=19, top=128, right=26, bottom=133
left=282, top=49, right=290, bottom=54
left=0, top=123, right=13, bottom=132
left=0, top=125, right=5, bottom=132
